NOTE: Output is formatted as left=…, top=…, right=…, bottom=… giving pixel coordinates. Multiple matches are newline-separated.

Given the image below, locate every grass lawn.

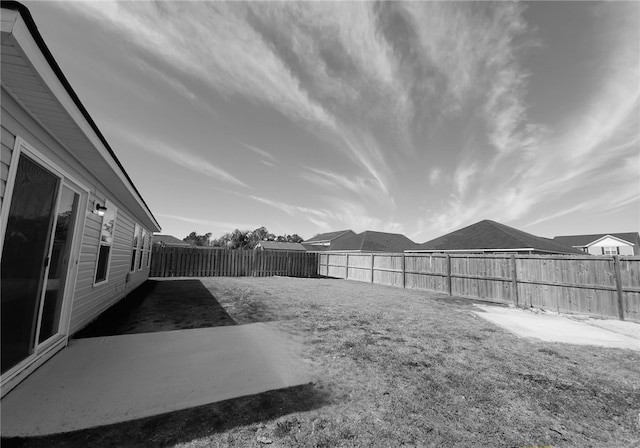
left=4, top=277, right=639, bottom=448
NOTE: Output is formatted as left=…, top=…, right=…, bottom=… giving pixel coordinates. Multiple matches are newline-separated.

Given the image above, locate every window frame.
left=145, top=232, right=152, bottom=268
left=130, top=223, right=141, bottom=273
left=138, top=228, right=147, bottom=270
left=93, top=199, right=116, bottom=285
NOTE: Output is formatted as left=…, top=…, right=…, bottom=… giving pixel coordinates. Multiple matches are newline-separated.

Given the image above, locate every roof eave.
left=1, top=1, right=161, bottom=232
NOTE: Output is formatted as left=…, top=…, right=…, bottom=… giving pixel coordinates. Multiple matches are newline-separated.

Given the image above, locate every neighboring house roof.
left=302, top=243, right=329, bottom=252
left=330, top=231, right=418, bottom=252
left=1, top=1, right=160, bottom=232
left=255, top=241, right=307, bottom=251
left=304, top=229, right=355, bottom=244
left=412, top=220, right=584, bottom=255
left=554, top=233, right=639, bottom=247
left=153, top=234, right=191, bottom=247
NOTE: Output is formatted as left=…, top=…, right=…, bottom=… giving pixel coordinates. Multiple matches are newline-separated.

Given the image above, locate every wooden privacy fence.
left=150, top=247, right=318, bottom=278
left=318, top=253, right=640, bottom=322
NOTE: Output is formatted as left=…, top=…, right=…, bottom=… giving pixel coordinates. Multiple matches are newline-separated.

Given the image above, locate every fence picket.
left=150, top=247, right=318, bottom=280
left=315, top=252, right=640, bottom=322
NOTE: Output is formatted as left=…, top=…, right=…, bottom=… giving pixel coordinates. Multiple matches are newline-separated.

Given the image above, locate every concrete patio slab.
left=1, top=322, right=314, bottom=437
left=473, top=305, right=640, bottom=351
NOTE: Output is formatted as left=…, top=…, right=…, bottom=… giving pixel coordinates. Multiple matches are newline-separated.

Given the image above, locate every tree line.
left=183, top=227, right=303, bottom=250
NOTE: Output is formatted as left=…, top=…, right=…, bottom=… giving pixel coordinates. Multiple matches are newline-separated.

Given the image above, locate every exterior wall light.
left=94, top=203, right=107, bottom=216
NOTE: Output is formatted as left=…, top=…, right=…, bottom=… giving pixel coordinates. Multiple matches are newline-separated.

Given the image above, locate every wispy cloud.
left=117, top=129, right=247, bottom=188
left=241, top=142, right=277, bottom=164
left=301, top=167, right=380, bottom=198
left=58, top=1, right=638, bottom=240
left=429, top=168, right=442, bottom=186
left=453, top=162, right=478, bottom=198
left=156, top=213, right=259, bottom=232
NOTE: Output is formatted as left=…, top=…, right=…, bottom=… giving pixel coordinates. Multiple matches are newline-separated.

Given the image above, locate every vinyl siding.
left=587, top=245, right=634, bottom=256
left=1, top=86, right=153, bottom=337
left=68, top=201, right=151, bottom=335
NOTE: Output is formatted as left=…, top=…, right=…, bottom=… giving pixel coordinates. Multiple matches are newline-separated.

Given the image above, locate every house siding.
left=587, top=245, right=634, bottom=256
left=68, top=201, right=150, bottom=334
left=587, top=236, right=635, bottom=256
left=1, top=86, right=153, bottom=337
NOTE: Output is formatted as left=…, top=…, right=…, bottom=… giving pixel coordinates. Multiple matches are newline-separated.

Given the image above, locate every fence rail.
left=318, top=252, right=640, bottom=322
left=150, top=247, right=318, bottom=278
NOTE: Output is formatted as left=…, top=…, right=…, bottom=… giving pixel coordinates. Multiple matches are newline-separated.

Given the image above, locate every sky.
left=23, top=0, right=639, bottom=243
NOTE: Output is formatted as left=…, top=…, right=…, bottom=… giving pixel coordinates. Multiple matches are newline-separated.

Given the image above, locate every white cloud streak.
left=117, top=129, right=247, bottom=188
left=58, top=1, right=638, bottom=240
left=241, top=143, right=277, bottom=163
left=156, top=213, right=259, bottom=232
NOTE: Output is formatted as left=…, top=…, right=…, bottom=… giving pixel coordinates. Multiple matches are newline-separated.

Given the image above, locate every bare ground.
left=4, top=276, right=640, bottom=448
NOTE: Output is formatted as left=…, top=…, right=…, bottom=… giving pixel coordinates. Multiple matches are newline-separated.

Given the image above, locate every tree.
left=183, top=231, right=211, bottom=247
left=250, top=226, right=275, bottom=245
left=209, top=227, right=303, bottom=249
left=288, top=234, right=303, bottom=243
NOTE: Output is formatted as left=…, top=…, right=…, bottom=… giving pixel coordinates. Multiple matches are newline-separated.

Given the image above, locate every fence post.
left=402, top=254, right=406, bottom=289
left=612, top=256, right=625, bottom=320
left=371, top=254, right=375, bottom=283
left=511, top=254, right=519, bottom=307
left=446, top=255, right=452, bottom=296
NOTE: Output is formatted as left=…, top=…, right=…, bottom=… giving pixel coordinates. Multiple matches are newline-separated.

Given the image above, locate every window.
left=94, top=200, right=116, bottom=284
left=602, top=246, right=619, bottom=255
left=145, top=232, right=152, bottom=268
left=139, top=229, right=147, bottom=270
left=130, top=223, right=141, bottom=272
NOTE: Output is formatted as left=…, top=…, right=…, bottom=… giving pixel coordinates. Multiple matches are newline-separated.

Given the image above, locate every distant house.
left=1, top=2, right=161, bottom=395
left=554, top=233, right=640, bottom=256
left=153, top=234, right=191, bottom=248
left=328, top=230, right=418, bottom=253
left=302, top=229, right=356, bottom=251
left=408, top=220, right=584, bottom=255
left=255, top=241, right=307, bottom=252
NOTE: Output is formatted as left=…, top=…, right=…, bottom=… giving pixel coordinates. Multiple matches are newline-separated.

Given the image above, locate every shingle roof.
left=153, top=234, right=191, bottom=246
left=302, top=244, right=329, bottom=252
left=256, top=241, right=307, bottom=251
left=330, top=231, right=418, bottom=252
left=304, top=229, right=355, bottom=243
left=416, top=220, right=584, bottom=254
left=554, top=233, right=639, bottom=247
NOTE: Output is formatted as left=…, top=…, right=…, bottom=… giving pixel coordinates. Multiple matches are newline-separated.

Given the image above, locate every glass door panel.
left=1, top=155, right=60, bottom=374
left=37, top=185, right=79, bottom=344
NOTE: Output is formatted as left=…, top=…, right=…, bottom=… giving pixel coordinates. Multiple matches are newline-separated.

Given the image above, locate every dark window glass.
left=95, top=245, right=110, bottom=283
left=1, top=155, right=59, bottom=373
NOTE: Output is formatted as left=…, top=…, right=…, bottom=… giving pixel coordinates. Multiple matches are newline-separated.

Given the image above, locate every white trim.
left=130, top=223, right=141, bottom=273
left=139, top=228, right=147, bottom=271
left=59, top=180, right=89, bottom=342
left=0, top=136, right=23, bottom=252
left=586, top=234, right=635, bottom=247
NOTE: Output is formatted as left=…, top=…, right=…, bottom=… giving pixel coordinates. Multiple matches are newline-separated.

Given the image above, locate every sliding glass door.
left=1, top=153, right=81, bottom=374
